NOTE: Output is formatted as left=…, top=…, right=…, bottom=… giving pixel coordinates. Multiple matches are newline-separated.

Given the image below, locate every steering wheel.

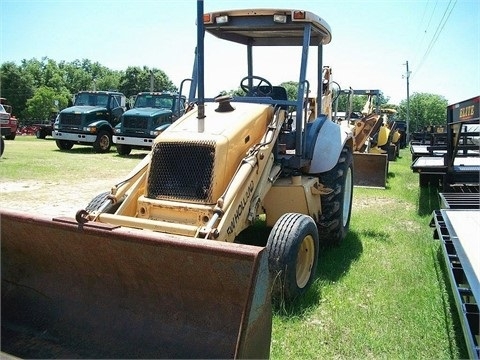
left=240, top=76, right=273, bottom=97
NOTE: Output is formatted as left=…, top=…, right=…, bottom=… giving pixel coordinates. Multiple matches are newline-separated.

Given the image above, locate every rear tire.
left=267, top=213, right=319, bottom=303
left=93, top=130, right=112, bottom=153
left=116, top=143, right=132, bottom=156
left=36, top=129, right=46, bottom=139
left=56, top=140, right=74, bottom=150
left=315, top=146, right=353, bottom=247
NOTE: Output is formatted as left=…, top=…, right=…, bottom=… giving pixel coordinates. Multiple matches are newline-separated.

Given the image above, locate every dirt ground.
left=0, top=179, right=116, bottom=218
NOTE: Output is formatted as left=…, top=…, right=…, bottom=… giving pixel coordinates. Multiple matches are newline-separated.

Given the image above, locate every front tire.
left=4, top=132, right=16, bottom=140
left=315, top=146, right=354, bottom=247
left=56, top=140, right=74, bottom=150
left=116, top=143, right=132, bottom=156
left=267, top=213, right=319, bottom=303
left=93, top=130, right=112, bottom=153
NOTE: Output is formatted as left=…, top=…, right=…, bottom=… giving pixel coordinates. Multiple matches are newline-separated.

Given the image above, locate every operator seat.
left=257, top=85, right=288, bottom=110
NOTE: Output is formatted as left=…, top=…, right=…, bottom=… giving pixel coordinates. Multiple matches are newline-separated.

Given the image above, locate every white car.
left=0, top=104, right=9, bottom=120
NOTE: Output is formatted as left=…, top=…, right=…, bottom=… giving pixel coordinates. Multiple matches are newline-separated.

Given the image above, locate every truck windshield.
left=75, top=93, right=109, bottom=107
left=135, top=95, right=174, bottom=110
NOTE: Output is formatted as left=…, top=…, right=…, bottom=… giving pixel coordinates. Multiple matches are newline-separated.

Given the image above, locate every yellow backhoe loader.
left=342, top=89, right=391, bottom=188
left=1, top=3, right=354, bottom=358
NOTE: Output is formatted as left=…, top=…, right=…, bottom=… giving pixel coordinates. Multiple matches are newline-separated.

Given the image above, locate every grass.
left=0, top=137, right=143, bottom=181
left=0, top=136, right=468, bottom=359
left=270, top=150, right=468, bottom=359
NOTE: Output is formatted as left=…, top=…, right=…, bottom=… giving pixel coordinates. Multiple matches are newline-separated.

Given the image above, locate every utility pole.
left=150, top=70, right=154, bottom=92
left=403, top=61, right=412, bottom=143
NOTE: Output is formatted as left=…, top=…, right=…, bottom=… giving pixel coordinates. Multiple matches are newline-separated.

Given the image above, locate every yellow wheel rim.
left=296, top=234, right=315, bottom=288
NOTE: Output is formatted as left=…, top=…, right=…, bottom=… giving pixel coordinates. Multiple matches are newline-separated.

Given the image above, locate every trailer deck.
left=432, top=193, right=480, bottom=359
left=410, top=144, right=446, bottom=161
left=411, top=96, right=479, bottom=189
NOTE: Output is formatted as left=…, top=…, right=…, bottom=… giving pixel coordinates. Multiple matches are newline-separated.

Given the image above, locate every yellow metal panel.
left=263, top=176, right=321, bottom=227
left=155, top=103, right=273, bottom=202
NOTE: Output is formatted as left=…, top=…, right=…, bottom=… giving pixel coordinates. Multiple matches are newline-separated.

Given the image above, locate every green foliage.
left=335, top=92, right=391, bottom=114
left=118, top=66, right=177, bottom=97
left=397, top=92, right=448, bottom=132
left=1, top=61, right=35, bottom=117
left=25, top=86, right=69, bottom=120
left=1, top=58, right=178, bottom=121
left=280, top=81, right=298, bottom=101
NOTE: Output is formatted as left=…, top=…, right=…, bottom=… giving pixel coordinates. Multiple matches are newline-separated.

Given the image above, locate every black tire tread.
left=267, top=213, right=319, bottom=302
left=315, top=146, right=353, bottom=247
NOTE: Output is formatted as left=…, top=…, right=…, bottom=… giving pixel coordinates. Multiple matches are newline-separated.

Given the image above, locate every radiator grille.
left=147, top=141, right=216, bottom=202
left=60, top=113, right=82, bottom=126
left=124, top=116, right=148, bottom=129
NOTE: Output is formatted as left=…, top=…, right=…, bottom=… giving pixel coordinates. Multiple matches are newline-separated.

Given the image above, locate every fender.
left=155, top=123, right=171, bottom=132
left=307, top=118, right=353, bottom=173
left=87, top=120, right=113, bottom=133
left=151, top=123, right=172, bottom=137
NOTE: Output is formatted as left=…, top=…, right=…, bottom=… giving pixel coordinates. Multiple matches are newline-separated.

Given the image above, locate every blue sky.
left=1, top=0, right=479, bottom=105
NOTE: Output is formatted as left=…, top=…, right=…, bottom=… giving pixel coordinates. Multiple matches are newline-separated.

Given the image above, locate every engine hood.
left=124, top=107, right=171, bottom=118
left=62, top=105, right=106, bottom=114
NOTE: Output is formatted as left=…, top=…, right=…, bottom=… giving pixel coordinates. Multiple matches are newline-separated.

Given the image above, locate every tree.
left=119, top=66, right=177, bottom=97
left=1, top=58, right=179, bottom=121
left=397, top=92, right=447, bottom=132
left=24, top=86, right=70, bottom=121
left=0, top=62, right=35, bottom=118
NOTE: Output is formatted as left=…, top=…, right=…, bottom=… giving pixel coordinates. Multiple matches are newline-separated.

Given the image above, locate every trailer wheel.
left=315, top=146, right=353, bottom=247
left=267, top=213, right=319, bottom=302
left=56, top=140, right=74, bottom=150
left=93, top=130, right=112, bottom=153
left=116, top=144, right=132, bottom=156
left=36, top=129, right=46, bottom=139
left=85, top=191, right=122, bottom=214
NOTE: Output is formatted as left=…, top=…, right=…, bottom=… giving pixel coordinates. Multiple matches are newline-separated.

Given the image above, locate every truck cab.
left=0, top=98, right=18, bottom=140
left=53, top=91, right=126, bottom=153
left=113, top=92, right=186, bottom=155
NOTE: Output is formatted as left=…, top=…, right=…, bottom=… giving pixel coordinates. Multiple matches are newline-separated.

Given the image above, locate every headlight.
left=150, top=130, right=162, bottom=136
left=83, top=126, right=97, bottom=133
left=114, top=128, right=121, bottom=134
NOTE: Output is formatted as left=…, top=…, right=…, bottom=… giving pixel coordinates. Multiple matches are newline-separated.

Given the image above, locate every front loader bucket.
left=1, top=209, right=271, bottom=359
left=353, top=152, right=388, bottom=188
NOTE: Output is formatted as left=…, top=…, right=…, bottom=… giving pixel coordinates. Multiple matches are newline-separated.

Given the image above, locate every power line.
left=412, top=0, right=437, bottom=67
left=414, top=0, right=457, bottom=78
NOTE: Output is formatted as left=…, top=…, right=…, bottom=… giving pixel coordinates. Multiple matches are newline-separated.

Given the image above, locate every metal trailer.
left=411, top=96, right=480, bottom=190
left=431, top=192, right=480, bottom=359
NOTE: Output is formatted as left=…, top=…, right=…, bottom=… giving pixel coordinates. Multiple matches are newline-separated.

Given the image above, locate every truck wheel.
left=267, top=213, right=319, bottom=302
left=56, top=140, right=74, bottom=150
left=315, top=146, right=353, bottom=247
left=85, top=191, right=122, bottom=214
left=36, top=129, right=46, bottom=139
left=116, top=144, right=132, bottom=156
left=93, top=130, right=111, bottom=153
left=4, top=133, right=16, bottom=140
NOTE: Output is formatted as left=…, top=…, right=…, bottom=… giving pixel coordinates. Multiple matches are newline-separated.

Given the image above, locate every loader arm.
left=200, top=108, right=287, bottom=240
